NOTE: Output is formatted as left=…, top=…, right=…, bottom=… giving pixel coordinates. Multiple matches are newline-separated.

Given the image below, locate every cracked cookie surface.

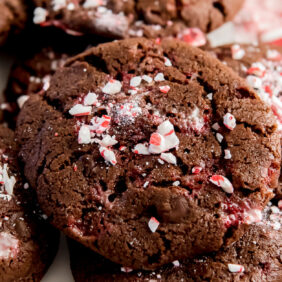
left=0, top=125, right=59, bottom=282
left=16, top=38, right=280, bottom=270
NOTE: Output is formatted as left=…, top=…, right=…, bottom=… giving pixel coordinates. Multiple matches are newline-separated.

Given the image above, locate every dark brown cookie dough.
left=0, top=125, right=59, bottom=281
left=68, top=202, right=282, bottom=282
left=0, top=0, right=29, bottom=46
left=16, top=38, right=280, bottom=270
left=32, top=0, right=244, bottom=39
left=207, top=44, right=282, bottom=198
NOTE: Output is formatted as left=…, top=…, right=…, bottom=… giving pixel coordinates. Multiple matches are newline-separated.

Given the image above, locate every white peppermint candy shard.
left=130, top=76, right=142, bottom=87
left=2, top=164, right=16, bottom=195
left=160, top=153, right=177, bottom=165
left=120, top=266, right=133, bottom=273
left=157, top=120, right=179, bottom=151
left=224, top=149, right=232, bottom=159
left=84, top=92, right=99, bottom=106
left=142, top=75, right=153, bottom=83
left=83, top=0, right=103, bottom=8
left=172, top=260, right=180, bottom=267
left=216, top=133, right=223, bottom=143
left=17, top=95, right=29, bottom=109
left=223, top=113, right=236, bottom=130
left=102, top=79, right=122, bottom=94
left=100, top=135, right=118, bottom=147
left=154, top=73, right=165, bottom=82
left=78, top=126, right=91, bottom=144
left=99, top=147, right=117, bottom=165
left=69, top=104, right=92, bottom=116
left=209, top=175, right=234, bottom=194
left=164, top=57, right=172, bottom=67
left=0, top=232, right=19, bottom=259
left=228, top=263, right=245, bottom=273
left=157, top=120, right=174, bottom=136
left=149, top=133, right=166, bottom=154
left=133, top=143, right=150, bottom=155
left=246, top=75, right=262, bottom=89
left=33, top=7, right=48, bottom=24
left=244, top=209, right=262, bottom=224
left=148, top=217, right=159, bottom=232
left=231, top=44, right=245, bottom=60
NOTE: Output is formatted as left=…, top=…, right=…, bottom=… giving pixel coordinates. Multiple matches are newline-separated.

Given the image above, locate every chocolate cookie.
left=0, top=125, right=59, bottom=281
left=208, top=44, right=282, bottom=198
left=0, top=0, right=29, bottom=46
left=69, top=201, right=282, bottom=281
left=16, top=38, right=280, bottom=269
left=32, top=0, right=244, bottom=39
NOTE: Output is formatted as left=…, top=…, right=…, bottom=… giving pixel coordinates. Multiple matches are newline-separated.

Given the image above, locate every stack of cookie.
left=0, top=1, right=281, bottom=281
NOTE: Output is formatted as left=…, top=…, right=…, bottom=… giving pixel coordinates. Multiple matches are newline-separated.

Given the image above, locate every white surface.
left=0, top=51, right=74, bottom=282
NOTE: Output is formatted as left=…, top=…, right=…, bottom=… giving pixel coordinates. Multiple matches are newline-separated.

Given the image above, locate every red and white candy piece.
left=157, top=120, right=179, bottom=151
left=160, top=153, right=177, bottom=165
left=102, top=79, right=122, bottom=95
left=100, top=135, right=118, bottom=147
left=99, top=146, right=117, bottom=165
left=209, top=175, right=234, bottom=194
left=120, top=266, right=133, bottom=273
left=149, top=133, right=166, bottom=154
left=178, top=28, right=206, bottom=47
left=133, top=143, right=150, bottom=155
left=154, top=73, right=165, bottom=82
left=69, top=104, right=92, bottom=116
left=266, top=49, right=282, bottom=61
left=246, top=75, right=262, bottom=89
left=228, top=263, right=245, bottom=273
left=244, top=209, right=262, bottom=224
left=278, top=200, right=282, bottom=210
left=159, top=85, right=170, bottom=94
left=90, top=115, right=111, bottom=134
left=223, top=113, right=236, bottom=130
left=192, top=166, right=202, bottom=174
left=130, top=76, right=142, bottom=87
left=148, top=217, right=160, bottom=233
left=33, top=7, right=48, bottom=24
left=84, top=92, right=100, bottom=106
left=0, top=232, right=19, bottom=259
left=78, top=125, right=91, bottom=144
left=164, top=57, right=172, bottom=67
left=83, top=0, right=104, bottom=9
left=231, top=44, right=245, bottom=60
left=247, top=62, right=266, bottom=77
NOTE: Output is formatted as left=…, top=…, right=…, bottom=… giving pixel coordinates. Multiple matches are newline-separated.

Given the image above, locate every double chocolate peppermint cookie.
left=0, top=125, right=59, bottom=281
left=32, top=0, right=244, bottom=39
left=69, top=201, right=282, bottom=281
left=16, top=38, right=280, bottom=269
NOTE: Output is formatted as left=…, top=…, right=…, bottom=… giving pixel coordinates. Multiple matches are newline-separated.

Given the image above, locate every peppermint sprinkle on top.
left=210, top=175, right=234, bottom=194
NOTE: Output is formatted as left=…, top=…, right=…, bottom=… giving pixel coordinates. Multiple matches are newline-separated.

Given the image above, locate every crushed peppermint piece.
left=244, top=209, right=262, bottom=224
left=159, top=85, right=170, bottom=93
left=83, top=0, right=103, bottom=8
left=23, top=183, right=29, bottom=189
left=102, top=79, right=122, bottom=94
left=172, top=260, right=180, bottom=267
left=154, top=73, right=165, bottom=82
left=33, top=7, right=48, bottom=24
left=119, top=146, right=126, bottom=151
left=266, top=49, right=281, bottom=61
left=99, top=147, right=117, bottom=165
left=178, top=28, right=206, bottom=47
left=17, top=95, right=29, bottom=109
left=0, top=232, right=19, bottom=259
left=223, top=113, right=236, bottom=130
left=120, top=266, right=133, bottom=273
left=148, top=217, right=160, bottom=233
left=228, top=263, right=245, bottom=273
left=158, top=159, right=165, bottom=165
left=128, top=89, right=137, bottom=95
left=247, top=62, right=266, bottom=77
left=84, top=92, right=100, bottom=106
left=1, top=164, right=16, bottom=195
left=173, top=181, right=180, bottom=186
left=207, top=93, right=213, bottom=100
left=133, top=143, right=150, bottom=155
left=224, top=149, right=232, bottom=159
left=212, top=123, right=220, bottom=131
left=69, top=104, right=91, bottom=116
left=143, top=181, right=149, bottom=188
left=164, top=57, right=172, bottom=67
left=100, top=135, right=118, bottom=147
left=149, top=133, right=166, bottom=154
left=90, top=115, right=111, bottom=134
left=278, top=200, right=282, bottom=210
left=216, top=133, right=223, bottom=143
left=130, top=76, right=142, bottom=87
left=231, top=44, right=245, bottom=60
left=210, top=175, right=234, bottom=194
left=246, top=75, right=262, bottom=89
left=192, top=166, right=202, bottom=174
left=142, top=75, right=153, bottom=83
left=160, top=153, right=177, bottom=165
left=52, top=0, right=67, bottom=11
left=78, top=126, right=91, bottom=144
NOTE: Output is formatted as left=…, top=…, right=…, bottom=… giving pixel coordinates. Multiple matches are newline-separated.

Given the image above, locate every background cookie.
left=32, top=0, right=244, bottom=39
left=16, top=38, right=280, bottom=269
left=68, top=201, right=282, bottom=282
left=0, top=125, right=59, bottom=281
left=0, top=0, right=29, bottom=46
